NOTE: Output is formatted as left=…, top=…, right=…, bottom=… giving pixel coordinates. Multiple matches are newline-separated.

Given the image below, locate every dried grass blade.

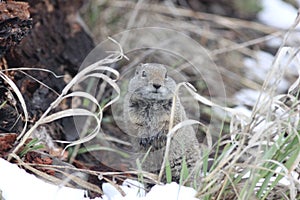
left=0, top=71, right=28, bottom=138
left=158, top=119, right=200, bottom=182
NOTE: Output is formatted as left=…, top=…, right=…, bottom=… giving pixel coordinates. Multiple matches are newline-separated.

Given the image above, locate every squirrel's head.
left=128, top=63, right=176, bottom=101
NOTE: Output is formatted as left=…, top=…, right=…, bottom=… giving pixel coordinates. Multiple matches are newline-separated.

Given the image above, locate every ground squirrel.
left=123, top=63, right=201, bottom=183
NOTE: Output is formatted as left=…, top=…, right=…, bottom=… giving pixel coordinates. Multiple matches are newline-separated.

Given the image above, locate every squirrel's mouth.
left=131, top=93, right=173, bottom=103
left=132, top=87, right=173, bottom=101
left=146, top=92, right=169, bottom=100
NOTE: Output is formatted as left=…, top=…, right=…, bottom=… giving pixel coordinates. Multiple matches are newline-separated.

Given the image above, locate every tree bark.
left=0, top=0, right=94, bottom=132
left=0, top=1, right=32, bottom=58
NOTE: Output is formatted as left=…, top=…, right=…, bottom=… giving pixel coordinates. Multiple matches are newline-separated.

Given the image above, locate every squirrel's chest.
left=129, top=101, right=171, bottom=125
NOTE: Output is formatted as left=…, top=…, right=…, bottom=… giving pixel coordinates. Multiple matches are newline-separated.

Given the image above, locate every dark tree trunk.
left=5, top=0, right=94, bottom=75
left=0, top=1, right=32, bottom=58
left=0, top=0, right=94, bottom=132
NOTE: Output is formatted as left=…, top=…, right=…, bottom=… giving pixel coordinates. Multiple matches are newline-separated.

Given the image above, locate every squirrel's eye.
left=142, top=71, right=146, bottom=77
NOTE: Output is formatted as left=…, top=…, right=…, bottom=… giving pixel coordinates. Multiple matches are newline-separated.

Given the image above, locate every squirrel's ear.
left=135, top=63, right=144, bottom=74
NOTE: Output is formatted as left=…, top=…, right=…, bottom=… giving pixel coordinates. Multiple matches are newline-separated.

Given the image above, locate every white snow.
left=99, top=180, right=198, bottom=200
left=93, top=179, right=198, bottom=200
left=243, top=50, right=298, bottom=94
left=145, top=183, right=198, bottom=200
left=244, top=51, right=291, bottom=93
left=234, top=88, right=265, bottom=106
left=238, top=167, right=300, bottom=188
left=258, top=0, right=299, bottom=29
left=0, top=158, right=199, bottom=200
left=0, top=158, right=87, bottom=200
left=258, top=0, right=300, bottom=47
left=244, top=51, right=274, bottom=81
left=231, top=106, right=252, bottom=120
left=101, top=179, right=146, bottom=200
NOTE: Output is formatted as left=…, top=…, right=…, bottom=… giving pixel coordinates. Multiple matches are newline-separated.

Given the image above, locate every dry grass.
left=1, top=39, right=127, bottom=194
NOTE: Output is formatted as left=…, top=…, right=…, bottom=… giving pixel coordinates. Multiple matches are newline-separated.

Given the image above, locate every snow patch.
left=232, top=106, right=252, bottom=118
left=101, top=181, right=198, bottom=200
left=243, top=50, right=297, bottom=93
left=0, top=158, right=199, bottom=200
left=258, top=0, right=300, bottom=47
left=101, top=179, right=145, bottom=200
left=258, top=0, right=299, bottom=29
left=0, top=158, right=87, bottom=200
left=146, top=183, right=198, bottom=200
left=234, top=89, right=265, bottom=106
left=244, top=51, right=273, bottom=81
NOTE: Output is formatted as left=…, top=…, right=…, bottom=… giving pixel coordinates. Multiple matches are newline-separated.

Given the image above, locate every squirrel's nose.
left=153, top=84, right=161, bottom=90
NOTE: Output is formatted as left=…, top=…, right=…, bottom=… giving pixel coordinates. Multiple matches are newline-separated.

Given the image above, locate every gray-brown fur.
left=123, top=63, right=201, bottom=183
